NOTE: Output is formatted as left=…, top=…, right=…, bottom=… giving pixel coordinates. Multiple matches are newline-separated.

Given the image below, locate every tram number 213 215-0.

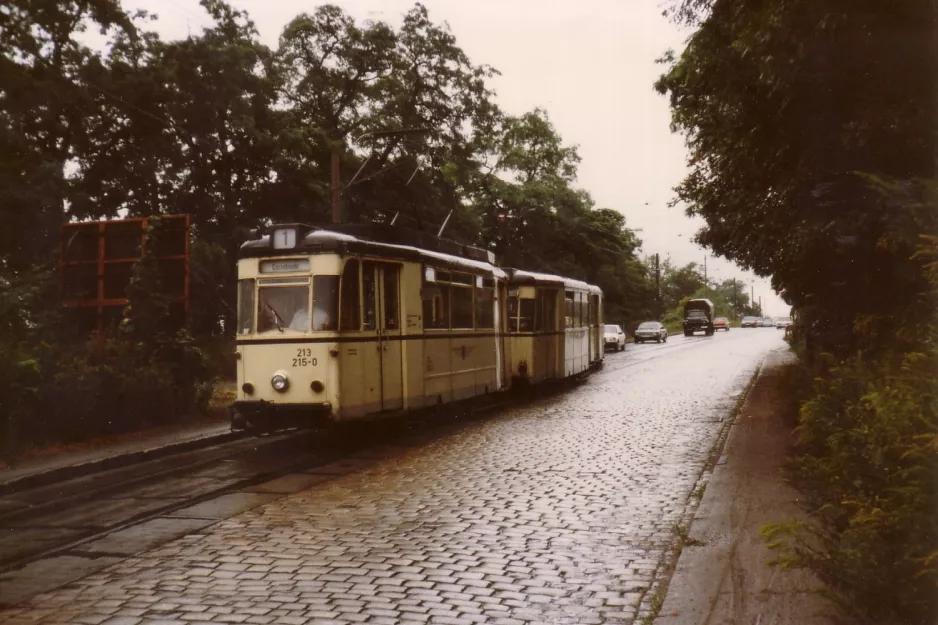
left=293, top=348, right=318, bottom=368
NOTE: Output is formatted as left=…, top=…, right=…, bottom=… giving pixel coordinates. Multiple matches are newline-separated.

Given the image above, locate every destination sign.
left=259, top=259, right=310, bottom=274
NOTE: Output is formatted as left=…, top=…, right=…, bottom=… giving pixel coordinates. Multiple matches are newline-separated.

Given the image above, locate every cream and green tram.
left=232, top=223, right=509, bottom=431
left=504, top=269, right=603, bottom=385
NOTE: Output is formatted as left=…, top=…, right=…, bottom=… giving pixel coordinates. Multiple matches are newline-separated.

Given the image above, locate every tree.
left=655, top=0, right=936, bottom=355
left=0, top=0, right=132, bottom=270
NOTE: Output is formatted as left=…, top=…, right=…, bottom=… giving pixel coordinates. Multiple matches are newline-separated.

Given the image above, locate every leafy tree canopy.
left=656, top=0, right=936, bottom=354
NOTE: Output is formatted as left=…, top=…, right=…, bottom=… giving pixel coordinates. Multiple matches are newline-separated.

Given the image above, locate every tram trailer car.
left=505, top=269, right=603, bottom=385
left=231, top=223, right=510, bottom=432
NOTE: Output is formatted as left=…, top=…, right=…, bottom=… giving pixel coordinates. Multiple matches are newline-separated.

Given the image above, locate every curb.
left=0, top=430, right=242, bottom=497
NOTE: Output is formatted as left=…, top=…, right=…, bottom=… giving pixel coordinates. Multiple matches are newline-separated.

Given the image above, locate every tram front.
left=232, top=225, right=340, bottom=432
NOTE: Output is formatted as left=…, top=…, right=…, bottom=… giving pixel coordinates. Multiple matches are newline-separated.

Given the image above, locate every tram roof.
left=240, top=224, right=506, bottom=278
left=505, top=268, right=601, bottom=294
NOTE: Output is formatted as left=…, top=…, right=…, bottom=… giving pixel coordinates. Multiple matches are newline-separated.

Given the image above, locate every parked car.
left=634, top=321, right=668, bottom=344
left=712, top=317, right=730, bottom=331
left=604, top=324, right=626, bottom=351
left=762, top=317, right=774, bottom=327
left=775, top=317, right=792, bottom=329
left=741, top=316, right=760, bottom=328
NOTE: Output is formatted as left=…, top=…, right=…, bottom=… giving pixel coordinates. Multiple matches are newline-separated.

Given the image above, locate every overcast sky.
left=123, top=0, right=787, bottom=315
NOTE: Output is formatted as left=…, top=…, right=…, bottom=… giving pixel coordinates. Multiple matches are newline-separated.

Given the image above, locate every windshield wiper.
left=265, top=302, right=285, bottom=333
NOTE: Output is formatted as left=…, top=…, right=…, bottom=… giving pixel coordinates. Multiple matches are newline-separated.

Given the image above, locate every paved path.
left=656, top=349, right=833, bottom=624
left=0, top=331, right=784, bottom=624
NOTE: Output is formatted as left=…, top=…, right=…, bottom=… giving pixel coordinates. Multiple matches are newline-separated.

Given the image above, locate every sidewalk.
left=0, top=416, right=237, bottom=494
left=656, top=348, right=837, bottom=624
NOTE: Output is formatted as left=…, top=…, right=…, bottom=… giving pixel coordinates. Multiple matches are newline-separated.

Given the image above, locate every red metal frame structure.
left=59, top=215, right=191, bottom=332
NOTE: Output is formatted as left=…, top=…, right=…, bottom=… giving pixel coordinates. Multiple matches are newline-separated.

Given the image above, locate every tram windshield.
left=258, top=282, right=309, bottom=333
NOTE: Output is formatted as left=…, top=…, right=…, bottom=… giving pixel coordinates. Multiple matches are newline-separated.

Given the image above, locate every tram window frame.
left=383, top=266, right=400, bottom=330
left=237, top=279, right=255, bottom=335
left=535, top=290, right=555, bottom=332
left=564, top=291, right=574, bottom=328
left=519, top=298, right=535, bottom=332
left=362, top=261, right=378, bottom=331
left=257, top=282, right=310, bottom=333
left=312, top=275, right=339, bottom=331
left=507, top=294, right=520, bottom=333
left=451, top=283, right=473, bottom=329
left=474, top=285, right=494, bottom=329
left=340, top=259, right=361, bottom=332
left=422, top=284, right=450, bottom=330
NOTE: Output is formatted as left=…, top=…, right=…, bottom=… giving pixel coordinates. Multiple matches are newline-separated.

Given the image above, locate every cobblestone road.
left=1, top=331, right=784, bottom=624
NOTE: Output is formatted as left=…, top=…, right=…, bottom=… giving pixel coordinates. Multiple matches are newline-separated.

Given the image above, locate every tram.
left=505, top=269, right=603, bottom=384
left=231, top=223, right=602, bottom=432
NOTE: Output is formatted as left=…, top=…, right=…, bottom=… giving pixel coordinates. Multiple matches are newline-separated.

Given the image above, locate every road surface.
left=0, top=328, right=786, bottom=624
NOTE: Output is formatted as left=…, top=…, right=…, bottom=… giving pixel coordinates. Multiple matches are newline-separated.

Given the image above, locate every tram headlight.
left=271, top=372, right=289, bottom=392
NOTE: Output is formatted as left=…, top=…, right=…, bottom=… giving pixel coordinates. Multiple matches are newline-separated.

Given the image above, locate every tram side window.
left=362, top=262, right=377, bottom=331
left=340, top=259, right=360, bottom=331
left=508, top=295, right=519, bottom=332
left=564, top=291, right=574, bottom=328
left=519, top=298, right=535, bottom=332
left=237, top=279, right=255, bottom=334
left=384, top=267, right=399, bottom=330
left=475, top=286, right=494, bottom=329
left=577, top=293, right=585, bottom=328
left=452, top=285, right=473, bottom=329
left=312, top=276, right=339, bottom=331
left=536, top=290, right=555, bottom=332
left=422, top=284, right=449, bottom=329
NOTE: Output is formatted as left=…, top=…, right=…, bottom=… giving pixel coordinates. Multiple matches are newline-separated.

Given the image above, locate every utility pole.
left=759, top=296, right=762, bottom=316
left=751, top=282, right=754, bottom=311
left=703, top=255, right=707, bottom=284
left=733, top=279, right=737, bottom=316
left=655, top=253, right=661, bottom=321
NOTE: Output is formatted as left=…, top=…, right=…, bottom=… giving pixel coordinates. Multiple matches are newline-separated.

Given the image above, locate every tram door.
left=363, top=261, right=403, bottom=412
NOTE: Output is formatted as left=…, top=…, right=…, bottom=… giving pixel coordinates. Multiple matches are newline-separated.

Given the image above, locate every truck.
left=683, top=298, right=715, bottom=336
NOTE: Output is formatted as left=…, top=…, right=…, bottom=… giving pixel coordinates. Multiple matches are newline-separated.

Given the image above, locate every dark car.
left=634, top=321, right=668, bottom=344
left=683, top=298, right=715, bottom=336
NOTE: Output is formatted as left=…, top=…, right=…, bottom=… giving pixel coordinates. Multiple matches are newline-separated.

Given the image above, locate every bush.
left=763, top=349, right=938, bottom=624
left=1, top=328, right=214, bottom=455
left=0, top=220, right=217, bottom=458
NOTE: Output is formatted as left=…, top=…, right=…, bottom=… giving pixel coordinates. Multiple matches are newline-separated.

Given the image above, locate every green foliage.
left=765, top=350, right=938, bottom=624
left=0, top=222, right=213, bottom=457
left=656, top=0, right=936, bottom=357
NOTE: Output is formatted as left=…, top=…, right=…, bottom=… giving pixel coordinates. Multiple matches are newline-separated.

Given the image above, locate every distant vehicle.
left=712, top=317, right=730, bottom=332
left=741, top=316, right=760, bottom=328
left=683, top=298, right=715, bottom=336
left=634, top=321, right=668, bottom=344
left=762, top=317, right=774, bottom=327
left=604, top=324, right=626, bottom=351
left=775, top=317, right=792, bottom=329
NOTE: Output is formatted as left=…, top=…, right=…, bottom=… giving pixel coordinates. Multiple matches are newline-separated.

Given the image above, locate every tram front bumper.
left=230, top=400, right=333, bottom=432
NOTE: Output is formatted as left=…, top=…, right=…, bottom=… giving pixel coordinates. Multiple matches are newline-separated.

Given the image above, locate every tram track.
left=0, top=430, right=322, bottom=575
left=0, top=393, right=530, bottom=593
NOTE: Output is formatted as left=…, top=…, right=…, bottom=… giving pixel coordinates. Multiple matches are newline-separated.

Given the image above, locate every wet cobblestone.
left=1, top=334, right=780, bottom=624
